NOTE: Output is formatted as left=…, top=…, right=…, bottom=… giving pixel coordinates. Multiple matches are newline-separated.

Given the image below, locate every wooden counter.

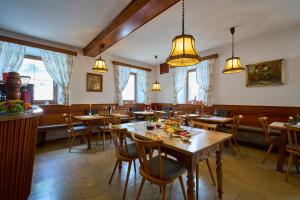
left=0, top=107, right=43, bottom=200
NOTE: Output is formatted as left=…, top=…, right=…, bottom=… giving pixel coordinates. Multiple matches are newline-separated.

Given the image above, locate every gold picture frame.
left=87, top=73, right=103, bottom=92
left=245, top=59, right=284, bottom=87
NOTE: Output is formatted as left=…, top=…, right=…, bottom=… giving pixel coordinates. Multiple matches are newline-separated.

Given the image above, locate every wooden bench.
left=37, top=122, right=81, bottom=147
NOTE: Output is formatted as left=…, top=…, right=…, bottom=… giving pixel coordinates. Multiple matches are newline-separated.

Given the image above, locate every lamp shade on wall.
left=223, top=57, right=244, bottom=74
left=92, top=57, right=108, bottom=73
left=152, top=55, right=161, bottom=91
left=223, top=27, right=244, bottom=74
left=166, top=0, right=201, bottom=67
left=151, top=81, right=161, bottom=91
left=166, top=34, right=201, bottom=67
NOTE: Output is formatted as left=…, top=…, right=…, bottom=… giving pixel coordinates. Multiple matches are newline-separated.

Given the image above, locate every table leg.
left=86, top=122, right=92, bottom=150
left=186, top=169, right=195, bottom=200
left=277, top=130, right=287, bottom=172
left=216, top=150, right=223, bottom=200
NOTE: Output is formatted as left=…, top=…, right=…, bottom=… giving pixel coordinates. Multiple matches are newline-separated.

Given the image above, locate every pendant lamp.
left=166, top=0, right=201, bottom=67
left=92, top=46, right=108, bottom=73
left=152, top=55, right=161, bottom=91
left=223, top=27, right=244, bottom=74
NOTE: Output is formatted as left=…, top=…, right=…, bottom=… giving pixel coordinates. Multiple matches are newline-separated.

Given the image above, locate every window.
left=18, top=56, right=56, bottom=103
left=122, top=73, right=136, bottom=101
left=187, top=70, right=200, bottom=101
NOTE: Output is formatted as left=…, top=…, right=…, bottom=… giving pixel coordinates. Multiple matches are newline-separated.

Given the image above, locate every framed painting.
left=245, top=59, right=284, bottom=87
left=86, top=73, right=103, bottom=92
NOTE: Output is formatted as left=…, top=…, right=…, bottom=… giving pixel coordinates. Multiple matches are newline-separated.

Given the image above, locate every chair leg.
left=179, top=175, right=187, bottom=200
left=96, top=132, right=100, bottom=146
left=228, top=139, right=235, bottom=156
left=285, top=154, right=293, bottom=182
left=133, top=159, right=136, bottom=173
left=205, top=159, right=216, bottom=185
left=262, top=144, right=274, bottom=164
left=123, top=161, right=132, bottom=200
left=233, top=136, right=240, bottom=151
left=109, top=160, right=119, bottom=184
left=102, top=132, right=105, bottom=151
left=136, top=178, right=145, bottom=200
left=196, top=163, right=199, bottom=200
left=69, top=136, right=75, bottom=152
left=161, top=185, right=167, bottom=200
left=294, top=155, right=299, bottom=174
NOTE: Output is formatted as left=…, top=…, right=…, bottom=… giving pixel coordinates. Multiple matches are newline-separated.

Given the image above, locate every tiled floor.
left=29, top=138, right=300, bottom=200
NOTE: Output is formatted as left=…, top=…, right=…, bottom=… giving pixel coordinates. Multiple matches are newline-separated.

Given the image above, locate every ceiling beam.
left=83, top=0, right=180, bottom=57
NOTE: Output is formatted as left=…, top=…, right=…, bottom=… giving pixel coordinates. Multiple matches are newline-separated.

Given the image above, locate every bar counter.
left=0, top=106, right=43, bottom=200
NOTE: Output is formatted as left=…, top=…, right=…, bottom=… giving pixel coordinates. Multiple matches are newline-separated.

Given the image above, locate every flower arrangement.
left=0, top=100, right=32, bottom=114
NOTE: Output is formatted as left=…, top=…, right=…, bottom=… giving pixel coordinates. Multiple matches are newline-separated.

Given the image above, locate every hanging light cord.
left=182, top=0, right=185, bottom=35
left=155, top=55, right=158, bottom=82
left=182, top=0, right=185, bottom=58
left=231, top=27, right=235, bottom=58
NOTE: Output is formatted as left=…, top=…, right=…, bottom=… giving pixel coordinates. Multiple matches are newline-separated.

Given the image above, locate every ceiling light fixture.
left=166, top=0, right=201, bottom=67
left=92, top=46, right=109, bottom=73
left=223, top=27, right=244, bottom=74
left=151, top=55, right=161, bottom=91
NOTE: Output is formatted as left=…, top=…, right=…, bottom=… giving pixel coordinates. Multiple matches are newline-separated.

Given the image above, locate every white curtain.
left=0, top=41, right=25, bottom=79
left=40, top=49, right=73, bottom=105
left=196, top=59, right=215, bottom=106
left=115, top=65, right=131, bottom=105
left=172, top=67, right=187, bottom=104
left=136, top=69, right=150, bottom=104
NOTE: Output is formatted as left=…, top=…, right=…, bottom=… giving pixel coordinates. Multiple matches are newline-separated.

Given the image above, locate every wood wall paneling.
left=40, top=103, right=300, bottom=129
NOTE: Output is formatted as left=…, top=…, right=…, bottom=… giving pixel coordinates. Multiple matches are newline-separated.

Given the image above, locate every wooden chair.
left=109, top=128, right=138, bottom=199
left=258, top=117, right=280, bottom=164
left=131, top=134, right=187, bottom=200
left=63, top=113, right=89, bottom=152
left=97, top=115, right=121, bottom=150
left=284, top=124, right=300, bottom=182
left=191, top=121, right=217, bottom=199
left=227, top=115, right=243, bottom=155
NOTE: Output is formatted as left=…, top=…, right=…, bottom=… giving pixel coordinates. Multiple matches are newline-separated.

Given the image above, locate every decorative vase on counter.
left=6, top=72, right=21, bottom=100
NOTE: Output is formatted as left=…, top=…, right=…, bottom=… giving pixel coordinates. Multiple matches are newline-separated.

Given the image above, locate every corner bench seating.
left=37, top=122, right=82, bottom=147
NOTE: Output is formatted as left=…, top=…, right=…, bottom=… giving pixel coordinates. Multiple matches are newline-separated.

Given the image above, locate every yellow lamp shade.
left=92, top=58, right=108, bottom=73
left=223, top=57, right=244, bottom=74
left=166, top=34, right=201, bottom=67
left=151, top=81, right=161, bottom=91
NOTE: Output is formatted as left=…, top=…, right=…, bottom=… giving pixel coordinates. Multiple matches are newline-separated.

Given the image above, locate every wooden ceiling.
left=83, top=0, right=180, bottom=57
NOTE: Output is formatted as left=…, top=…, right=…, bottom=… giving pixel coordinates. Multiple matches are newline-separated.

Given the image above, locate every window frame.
left=186, top=69, right=198, bottom=102
left=21, top=55, right=57, bottom=105
left=122, top=72, right=137, bottom=102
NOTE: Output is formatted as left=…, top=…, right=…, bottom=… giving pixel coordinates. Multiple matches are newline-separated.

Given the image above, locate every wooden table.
left=268, top=121, right=300, bottom=172
left=73, top=115, right=108, bottom=150
left=118, top=121, right=232, bottom=200
left=196, top=116, right=233, bottom=125
left=177, top=114, right=200, bottom=126
left=133, top=111, right=156, bottom=120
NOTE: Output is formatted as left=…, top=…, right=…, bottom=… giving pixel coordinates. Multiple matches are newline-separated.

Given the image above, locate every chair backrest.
left=111, top=128, right=130, bottom=157
left=258, top=117, right=272, bottom=143
left=110, top=115, right=121, bottom=125
left=63, top=113, right=73, bottom=131
left=131, top=133, right=165, bottom=180
left=191, top=121, right=218, bottom=131
left=215, top=109, right=228, bottom=117
left=284, top=124, right=300, bottom=153
left=231, top=115, right=243, bottom=134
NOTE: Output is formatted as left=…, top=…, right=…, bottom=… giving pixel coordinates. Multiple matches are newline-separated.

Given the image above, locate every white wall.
left=70, top=53, right=157, bottom=104
left=157, top=26, right=300, bottom=106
